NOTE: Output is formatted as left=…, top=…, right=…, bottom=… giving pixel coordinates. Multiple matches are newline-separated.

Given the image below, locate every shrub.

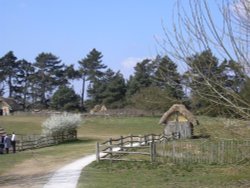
left=42, top=113, right=82, bottom=136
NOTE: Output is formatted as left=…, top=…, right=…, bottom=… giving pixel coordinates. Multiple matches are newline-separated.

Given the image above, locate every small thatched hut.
left=159, top=104, right=199, bottom=139
left=90, top=105, right=108, bottom=114
left=0, top=97, right=21, bottom=116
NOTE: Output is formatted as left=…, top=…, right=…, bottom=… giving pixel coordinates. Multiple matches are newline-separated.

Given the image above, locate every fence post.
left=150, top=140, right=156, bottom=162
left=139, top=135, right=142, bottom=146
left=172, top=140, right=176, bottom=163
left=109, top=138, right=113, bottom=159
left=130, top=134, right=133, bottom=147
left=120, top=136, right=123, bottom=151
left=96, top=142, right=100, bottom=162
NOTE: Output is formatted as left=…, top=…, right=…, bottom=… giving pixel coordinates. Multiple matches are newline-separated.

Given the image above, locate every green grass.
left=0, top=115, right=46, bottom=134
left=1, top=114, right=250, bottom=187
left=0, top=116, right=162, bottom=175
left=78, top=116, right=162, bottom=140
left=78, top=160, right=250, bottom=188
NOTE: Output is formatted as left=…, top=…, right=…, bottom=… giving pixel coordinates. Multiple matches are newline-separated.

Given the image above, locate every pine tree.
left=33, top=52, right=67, bottom=107
left=126, top=59, right=152, bottom=97
left=78, top=48, right=107, bottom=109
left=102, top=69, right=126, bottom=108
left=152, top=55, right=184, bottom=99
left=50, top=85, right=80, bottom=111
left=12, top=59, right=35, bottom=109
left=0, top=51, right=18, bottom=97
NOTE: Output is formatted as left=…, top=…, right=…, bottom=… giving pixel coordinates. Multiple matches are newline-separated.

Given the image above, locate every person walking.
left=4, top=134, right=11, bottom=154
left=11, top=132, right=16, bottom=153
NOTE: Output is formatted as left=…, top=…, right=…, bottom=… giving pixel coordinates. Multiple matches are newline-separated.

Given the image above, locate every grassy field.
left=78, top=160, right=250, bottom=188
left=0, top=115, right=162, bottom=175
left=0, top=114, right=249, bottom=187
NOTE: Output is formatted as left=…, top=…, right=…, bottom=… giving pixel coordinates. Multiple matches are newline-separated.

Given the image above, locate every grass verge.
left=78, top=160, right=250, bottom=188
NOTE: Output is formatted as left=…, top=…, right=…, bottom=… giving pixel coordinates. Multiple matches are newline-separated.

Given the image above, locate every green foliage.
left=78, top=48, right=107, bottom=109
left=12, top=59, right=35, bottom=109
left=126, top=59, right=153, bottom=97
left=0, top=51, right=18, bottom=97
left=185, top=50, right=248, bottom=117
left=130, top=86, right=179, bottom=112
left=152, top=55, right=184, bottom=99
left=50, top=85, right=80, bottom=111
left=33, top=52, right=68, bottom=107
left=127, top=56, right=185, bottom=111
left=88, top=69, right=127, bottom=108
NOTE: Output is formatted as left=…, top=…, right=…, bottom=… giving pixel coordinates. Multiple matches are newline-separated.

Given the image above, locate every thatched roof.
left=100, top=105, right=107, bottom=112
left=159, top=104, right=199, bottom=126
left=0, top=97, right=21, bottom=110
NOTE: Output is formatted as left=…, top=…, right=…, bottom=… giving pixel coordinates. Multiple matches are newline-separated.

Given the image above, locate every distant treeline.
left=0, top=49, right=249, bottom=117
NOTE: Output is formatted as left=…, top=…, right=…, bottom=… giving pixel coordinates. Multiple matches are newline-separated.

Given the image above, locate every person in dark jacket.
left=0, top=135, right=4, bottom=154
left=4, top=134, right=11, bottom=154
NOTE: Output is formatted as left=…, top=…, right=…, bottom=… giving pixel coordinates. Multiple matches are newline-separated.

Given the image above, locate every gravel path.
left=43, top=154, right=97, bottom=188
left=44, top=143, right=140, bottom=188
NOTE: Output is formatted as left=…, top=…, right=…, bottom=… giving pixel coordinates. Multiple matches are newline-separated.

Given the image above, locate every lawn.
left=78, top=160, right=250, bottom=188
left=0, top=114, right=249, bottom=187
left=0, top=115, right=162, bottom=175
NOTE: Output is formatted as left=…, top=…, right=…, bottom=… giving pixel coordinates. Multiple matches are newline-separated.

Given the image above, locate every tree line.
left=0, top=48, right=249, bottom=117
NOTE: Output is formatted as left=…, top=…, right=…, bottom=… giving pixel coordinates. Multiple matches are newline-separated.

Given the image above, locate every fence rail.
left=157, top=139, right=250, bottom=164
left=96, top=134, right=250, bottom=164
left=15, top=131, right=77, bottom=151
left=96, top=134, right=172, bottom=162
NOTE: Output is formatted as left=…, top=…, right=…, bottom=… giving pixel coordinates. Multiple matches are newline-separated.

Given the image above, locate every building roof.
left=0, top=97, right=21, bottom=110
left=159, top=104, right=199, bottom=126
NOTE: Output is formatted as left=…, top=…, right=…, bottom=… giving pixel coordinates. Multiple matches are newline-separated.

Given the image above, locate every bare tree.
left=158, top=0, right=250, bottom=119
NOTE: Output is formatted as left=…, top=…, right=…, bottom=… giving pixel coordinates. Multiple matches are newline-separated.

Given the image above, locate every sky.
left=0, top=0, right=220, bottom=94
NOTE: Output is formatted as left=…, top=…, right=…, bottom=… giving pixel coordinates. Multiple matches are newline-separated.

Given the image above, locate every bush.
left=42, top=113, right=82, bottom=136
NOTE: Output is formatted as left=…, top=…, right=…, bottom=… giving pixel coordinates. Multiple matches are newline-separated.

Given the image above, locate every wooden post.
left=139, top=135, right=142, bottom=146
left=96, top=142, right=100, bottom=162
left=130, top=134, right=133, bottom=147
left=172, top=140, right=176, bottom=163
left=109, top=138, right=113, bottom=159
left=120, top=136, right=123, bottom=151
left=144, top=135, right=147, bottom=145
left=150, top=139, right=156, bottom=162
left=150, top=142, right=153, bottom=162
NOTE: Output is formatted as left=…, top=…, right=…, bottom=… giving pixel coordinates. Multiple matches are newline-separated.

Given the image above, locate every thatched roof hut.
left=159, top=104, right=199, bottom=139
left=90, top=104, right=108, bottom=114
left=0, top=97, right=21, bottom=115
left=159, top=104, right=199, bottom=126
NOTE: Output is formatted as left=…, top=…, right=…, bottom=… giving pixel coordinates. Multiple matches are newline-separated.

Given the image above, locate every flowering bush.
left=42, top=113, right=82, bottom=136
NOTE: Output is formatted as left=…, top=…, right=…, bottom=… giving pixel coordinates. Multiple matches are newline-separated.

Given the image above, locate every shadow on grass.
left=57, top=138, right=97, bottom=145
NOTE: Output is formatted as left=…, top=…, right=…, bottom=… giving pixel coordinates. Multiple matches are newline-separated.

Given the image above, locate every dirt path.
left=43, top=143, right=140, bottom=188
left=0, top=157, right=59, bottom=188
left=0, top=143, right=141, bottom=188
left=0, top=155, right=82, bottom=188
left=43, top=154, right=97, bottom=188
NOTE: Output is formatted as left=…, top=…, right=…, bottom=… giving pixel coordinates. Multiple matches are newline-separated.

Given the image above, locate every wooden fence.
left=15, top=131, right=77, bottom=151
left=157, top=139, right=250, bottom=164
left=96, top=134, right=171, bottom=162
left=96, top=134, right=250, bottom=164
